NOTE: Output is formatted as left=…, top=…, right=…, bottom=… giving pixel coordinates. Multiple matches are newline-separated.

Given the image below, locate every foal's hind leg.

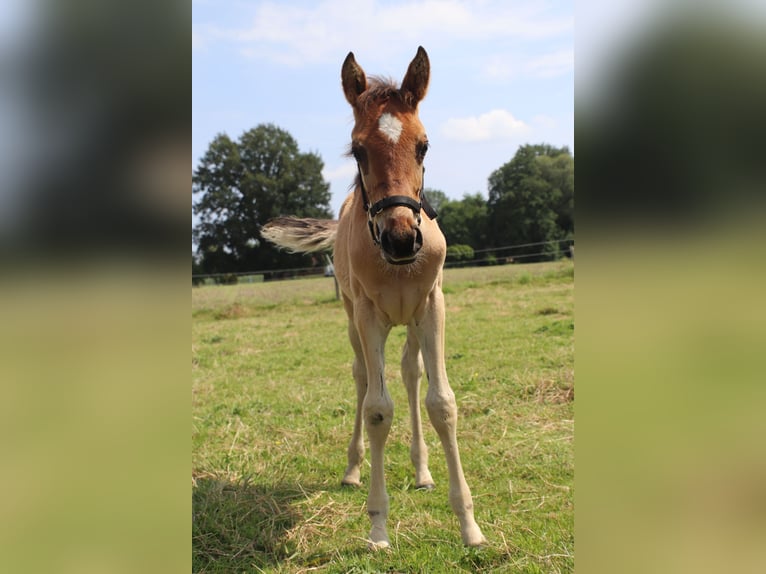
left=342, top=301, right=366, bottom=487
left=401, top=328, right=435, bottom=489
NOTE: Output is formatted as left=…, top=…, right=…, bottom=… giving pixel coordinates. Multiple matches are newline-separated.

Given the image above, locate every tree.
left=422, top=188, right=448, bottom=214
left=445, top=244, right=475, bottom=267
left=537, top=153, right=574, bottom=238
left=192, top=253, right=204, bottom=286
left=437, top=193, right=489, bottom=250
left=487, top=144, right=574, bottom=261
left=192, top=124, right=332, bottom=275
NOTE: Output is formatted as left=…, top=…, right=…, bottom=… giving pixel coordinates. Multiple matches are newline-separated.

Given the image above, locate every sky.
left=192, top=0, right=574, bottom=218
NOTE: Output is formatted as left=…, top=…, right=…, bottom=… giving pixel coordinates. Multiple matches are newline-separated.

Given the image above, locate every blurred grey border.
left=577, top=2, right=766, bottom=573
left=0, top=0, right=188, bottom=264
left=0, top=2, right=189, bottom=573
left=578, top=1, right=766, bottom=227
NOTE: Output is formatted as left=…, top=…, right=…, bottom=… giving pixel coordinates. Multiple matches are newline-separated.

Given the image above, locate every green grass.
left=192, top=261, right=574, bottom=573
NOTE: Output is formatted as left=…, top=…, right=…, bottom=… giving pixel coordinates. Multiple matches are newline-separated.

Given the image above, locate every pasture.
left=192, top=261, right=574, bottom=573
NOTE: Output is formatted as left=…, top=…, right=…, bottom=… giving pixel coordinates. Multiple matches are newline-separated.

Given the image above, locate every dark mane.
left=366, top=76, right=399, bottom=98
left=358, top=76, right=416, bottom=110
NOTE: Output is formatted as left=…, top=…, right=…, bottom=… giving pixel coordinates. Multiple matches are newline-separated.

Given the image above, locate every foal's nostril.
left=380, top=230, right=393, bottom=253
left=380, top=226, right=421, bottom=262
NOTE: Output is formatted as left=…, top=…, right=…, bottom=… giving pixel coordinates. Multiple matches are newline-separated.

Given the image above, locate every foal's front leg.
left=355, top=298, right=393, bottom=549
left=414, top=287, right=486, bottom=546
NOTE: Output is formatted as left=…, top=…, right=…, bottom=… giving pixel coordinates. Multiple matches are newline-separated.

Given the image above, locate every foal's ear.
left=341, top=51, right=367, bottom=106
left=401, top=46, right=430, bottom=106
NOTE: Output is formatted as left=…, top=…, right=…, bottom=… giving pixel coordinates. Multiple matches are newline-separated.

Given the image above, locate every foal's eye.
left=416, top=141, right=429, bottom=163
left=351, top=144, right=366, bottom=163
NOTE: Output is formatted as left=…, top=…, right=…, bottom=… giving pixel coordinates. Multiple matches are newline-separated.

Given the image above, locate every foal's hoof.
left=367, top=526, right=391, bottom=551
left=464, top=535, right=488, bottom=547
left=367, top=539, right=391, bottom=551
left=415, top=482, right=435, bottom=491
left=341, top=469, right=362, bottom=487
left=462, top=526, right=487, bottom=547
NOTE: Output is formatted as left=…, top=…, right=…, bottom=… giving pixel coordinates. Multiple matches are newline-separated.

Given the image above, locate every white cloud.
left=483, top=54, right=521, bottom=81
left=199, top=0, right=573, bottom=67
left=441, top=109, right=529, bottom=142
left=532, top=114, right=557, bottom=128
left=483, top=48, right=574, bottom=81
left=525, top=49, right=574, bottom=78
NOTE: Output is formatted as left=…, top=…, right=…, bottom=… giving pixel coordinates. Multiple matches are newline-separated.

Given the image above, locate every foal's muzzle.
left=356, top=164, right=437, bottom=263
left=366, top=195, right=424, bottom=264
left=380, top=224, right=423, bottom=265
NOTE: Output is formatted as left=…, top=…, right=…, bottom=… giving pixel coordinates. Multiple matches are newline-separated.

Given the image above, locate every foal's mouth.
left=382, top=252, right=419, bottom=265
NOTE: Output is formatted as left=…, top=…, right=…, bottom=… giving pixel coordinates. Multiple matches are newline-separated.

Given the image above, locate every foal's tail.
left=261, top=217, right=338, bottom=253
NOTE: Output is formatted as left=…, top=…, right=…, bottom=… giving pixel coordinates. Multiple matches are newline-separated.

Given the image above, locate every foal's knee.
left=425, top=390, right=458, bottom=433
left=364, top=396, right=394, bottom=430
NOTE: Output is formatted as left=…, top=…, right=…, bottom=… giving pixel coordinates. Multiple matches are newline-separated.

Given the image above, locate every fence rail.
left=192, top=238, right=573, bottom=284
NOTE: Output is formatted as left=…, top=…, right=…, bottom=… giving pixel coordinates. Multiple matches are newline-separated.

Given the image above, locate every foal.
left=262, top=46, right=485, bottom=549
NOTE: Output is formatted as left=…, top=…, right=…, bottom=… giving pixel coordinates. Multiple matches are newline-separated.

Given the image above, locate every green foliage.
left=192, top=124, right=333, bottom=275
left=191, top=137, right=574, bottom=278
left=537, top=153, right=574, bottom=237
left=428, top=145, right=573, bottom=262
left=192, top=254, right=204, bottom=286
left=445, top=244, right=475, bottom=265
left=438, top=192, right=489, bottom=249
left=422, top=187, right=448, bottom=213
left=487, top=144, right=574, bottom=261
left=482, top=253, right=499, bottom=266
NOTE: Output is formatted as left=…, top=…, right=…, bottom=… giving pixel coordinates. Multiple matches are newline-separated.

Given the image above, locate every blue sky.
left=193, top=0, right=574, bottom=218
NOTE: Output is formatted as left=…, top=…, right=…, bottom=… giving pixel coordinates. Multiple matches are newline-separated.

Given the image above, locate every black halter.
left=357, top=164, right=438, bottom=245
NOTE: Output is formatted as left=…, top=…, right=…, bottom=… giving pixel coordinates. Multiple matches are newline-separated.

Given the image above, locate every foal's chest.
left=359, top=273, right=433, bottom=326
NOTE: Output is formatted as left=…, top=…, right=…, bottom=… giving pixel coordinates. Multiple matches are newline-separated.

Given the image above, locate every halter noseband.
left=357, top=164, right=438, bottom=246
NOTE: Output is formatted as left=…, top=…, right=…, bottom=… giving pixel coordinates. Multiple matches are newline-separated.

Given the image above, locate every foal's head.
left=342, top=47, right=432, bottom=265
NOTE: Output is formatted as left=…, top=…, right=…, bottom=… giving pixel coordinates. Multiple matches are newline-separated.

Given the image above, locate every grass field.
left=192, top=261, right=574, bottom=573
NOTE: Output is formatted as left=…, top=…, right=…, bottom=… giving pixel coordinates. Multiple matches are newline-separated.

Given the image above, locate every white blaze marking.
left=378, top=113, right=403, bottom=143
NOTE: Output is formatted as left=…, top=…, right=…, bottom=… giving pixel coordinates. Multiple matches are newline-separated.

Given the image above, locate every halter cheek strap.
left=357, top=164, right=438, bottom=245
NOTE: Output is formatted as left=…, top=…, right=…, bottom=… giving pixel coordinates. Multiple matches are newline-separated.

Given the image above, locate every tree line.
left=193, top=124, right=573, bottom=281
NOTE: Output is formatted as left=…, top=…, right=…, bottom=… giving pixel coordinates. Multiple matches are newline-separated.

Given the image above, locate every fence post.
left=324, top=254, right=339, bottom=300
